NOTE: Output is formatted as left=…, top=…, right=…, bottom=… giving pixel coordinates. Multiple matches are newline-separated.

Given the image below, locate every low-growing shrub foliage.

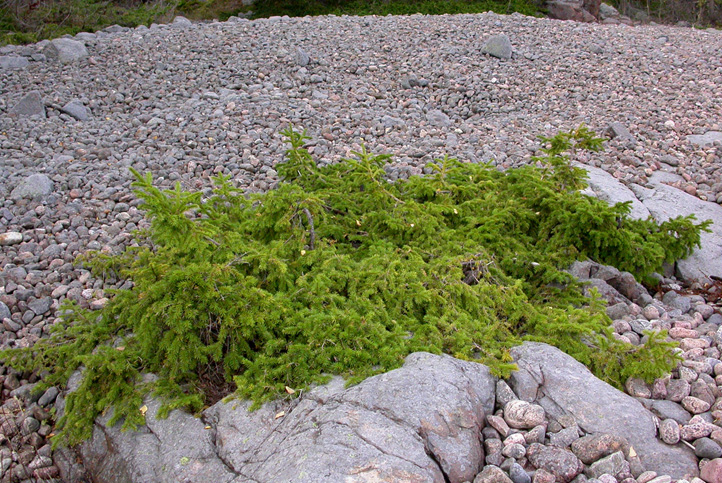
left=2, top=126, right=709, bottom=446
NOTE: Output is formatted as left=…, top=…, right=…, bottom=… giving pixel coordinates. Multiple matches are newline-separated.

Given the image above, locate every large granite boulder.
left=43, top=38, right=88, bottom=63
left=630, top=183, right=722, bottom=284
left=10, top=173, right=54, bottom=200
left=578, top=163, right=651, bottom=220
left=509, top=342, right=698, bottom=480
left=547, top=0, right=597, bottom=22
left=65, top=353, right=496, bottom=483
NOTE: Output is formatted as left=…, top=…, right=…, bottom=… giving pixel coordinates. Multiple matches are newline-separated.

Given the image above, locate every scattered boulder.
left=172, top=16, right=193, bottom=28
left=578, top=163, right=651, bottom=220
left=9, top=91, right=46, bottom=118
left=547, top=1, right=597, bottom=22
left=606, top=122, right=637, bottom=146
left=43, top=38, right=88, bottom=63
left=629, top=183, right=722, bottom=284
left=60, top=100, right=90, bottom=121
left=0, top=56, right=29, bottom=70
left=482, top=34, right=513, bottom=60
left=426, top=109, right=452, bottom=127
left=10, top=174, right=54, bottom=200
left=72, top=353, right=496, bottom=483
left=294, top=47, right=310, bottom=66
left=687, top=131, right=722, bottom=148
left=510, top=342, right=698, bottom=479
left=599, top=2, right=620, bottom=19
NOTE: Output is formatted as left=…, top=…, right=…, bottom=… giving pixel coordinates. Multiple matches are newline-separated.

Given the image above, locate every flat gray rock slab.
left=687, top=131, right=722, bottom=147
left=10, top=173, right=53, bottom=200
left=0, top=55, right=29, bottom=70
left=80, top=396, right=237, bottom=483
left=578, top=163, right=651, bottom=220
left=61, top=100, right=90, bottom=121
left=482, top=34, right=513, bottom=59
left=509, top=342, right=698, bottom=480
left=43, top=38, right=88, bottom=63
left=74, top=353, right=496, bottom=483
left=9, top=91, right=45, bottom=118
left=630, top=183, right=722, bottom=284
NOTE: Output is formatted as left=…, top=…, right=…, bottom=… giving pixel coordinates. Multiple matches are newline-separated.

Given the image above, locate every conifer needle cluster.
left=1, top=126, right=709, bottom=446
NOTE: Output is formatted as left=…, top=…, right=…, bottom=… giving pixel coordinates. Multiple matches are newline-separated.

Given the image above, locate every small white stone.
left=664, top=120, right=676, bottom=129
left=0, top=232, right=23, bottom=246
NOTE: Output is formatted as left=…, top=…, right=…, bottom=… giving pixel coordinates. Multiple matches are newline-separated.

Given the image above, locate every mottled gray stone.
left=294, top=47, right=310, bottom=66
left=76, top=353, right=496, bottom=483
left=630, top=183, right=722, bottom=285
left=0, top=56, right=29, bottom=70
left=687, top=131, right=722, bottom=147
left=9, top=91, right=45, bottom=118
left=482, top=34, right=513, bottom=59
left=504, top=400, right=546, bottom=429
left=61, top=100, right=90, bottom=121
left=43, top=38, right=88, bottom=63
left=586, top=451, right=629, bottom=479
left=10, top=174, right=54, bottom=200
left=511, top=342, right=698, bottom=479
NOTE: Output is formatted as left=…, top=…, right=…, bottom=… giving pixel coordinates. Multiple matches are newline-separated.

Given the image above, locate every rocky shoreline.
left=1, top=11, right=722, bottom=483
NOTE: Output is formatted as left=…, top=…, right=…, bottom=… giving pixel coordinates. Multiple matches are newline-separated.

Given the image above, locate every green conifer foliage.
left=1, top=126, right=708, bottom=447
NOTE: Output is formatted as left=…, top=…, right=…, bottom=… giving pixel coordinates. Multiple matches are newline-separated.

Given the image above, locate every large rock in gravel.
left=8, top=91, right=45, bottom=118
left=687, top=131, right=722, bottom=147
left=68, top=353, right=496, bottom=483
left=509, top=342, right=698, bottom=480
left=0, top=56, right=29, bottom=70
left=546, top=1, right=597, bottom=22
left=10, top=174, right=54, bottom=200
left=60, top=100, right=90, bottom=121
left=481, top=34, right=513, bottom=59
left=79, top=395, right=237, bottom=483
left=578, top=163, right=651, bottom=221
left=630, top=183, right=722, bottom=284
left=43, top=38, right=88, bottom=63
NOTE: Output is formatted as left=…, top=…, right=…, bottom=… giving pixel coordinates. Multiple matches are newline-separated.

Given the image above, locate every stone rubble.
left=0, top=10, right=722, bottom=483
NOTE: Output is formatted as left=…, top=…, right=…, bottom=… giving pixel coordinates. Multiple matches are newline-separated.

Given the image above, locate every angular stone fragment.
left=482, top=34, right=512, bottom=60
left=571, top=434, right=629, bottom=465
left=605, top=122, right=637, bottom=146
left=0, top=56, right=29, bottom=70
left=10, top=174, right=53, bottom=200
left=9, top=91, right=45, bottom=118
left=61, top=100, right=90, bottom=121
left=43, top=38, right=88, bottom=63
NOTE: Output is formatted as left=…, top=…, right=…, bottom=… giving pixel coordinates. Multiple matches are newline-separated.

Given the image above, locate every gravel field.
left=1, top=12, right=722, bottom=481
